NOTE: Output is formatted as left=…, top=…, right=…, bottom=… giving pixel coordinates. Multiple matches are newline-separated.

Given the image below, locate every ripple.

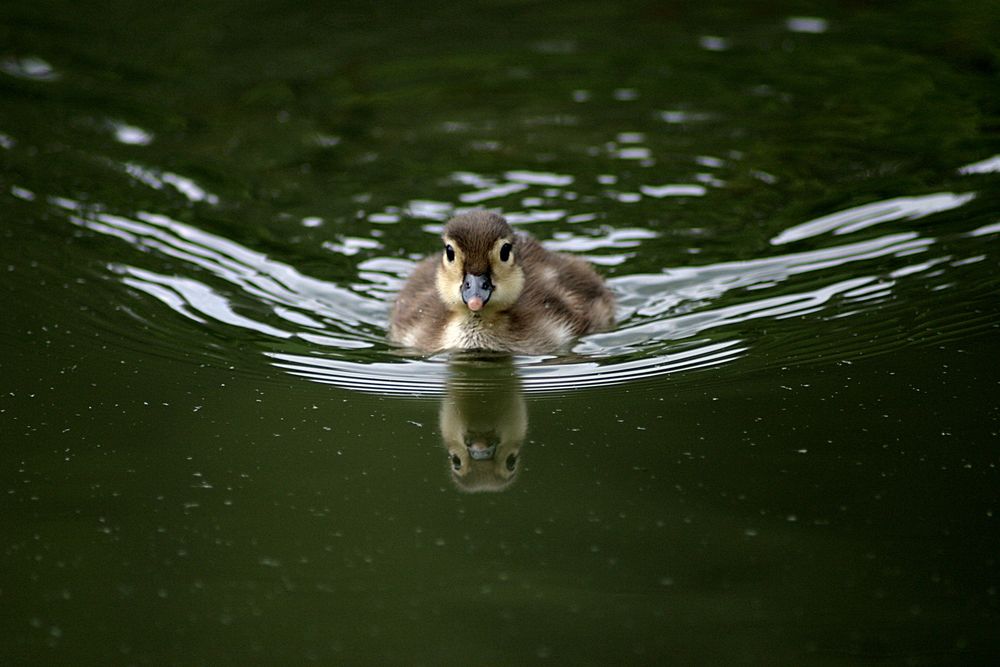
left=117, top=163, right=220, bottom=205
left=44, top=174, right=998, bottom=397
left=640, top=184, right=708, bottom=198
left=459, top=183, right=528, bottom=204
left=959, top=155, right=1000, bottom=175
left=109, top=121, right=154, bottom=146
left=118, top=265, right=295, bottom=339
left=770, top=192, right=974, bottom=245
left=1, top=55, right=60, bottom=82
left=658, top=110, right=714, bottom=124
left=504, top=170, right=574, bottom=187
left=698, top=36, right=730, bottom=52
left=786, top=17, right=829, bottom=34
left=266, top=339, right=748, bottom=396
left=65, top=205, right=390, bottom=347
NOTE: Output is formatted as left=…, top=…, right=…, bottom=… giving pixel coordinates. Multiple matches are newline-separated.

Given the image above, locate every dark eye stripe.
left=499, top=242, right=512, bottom=262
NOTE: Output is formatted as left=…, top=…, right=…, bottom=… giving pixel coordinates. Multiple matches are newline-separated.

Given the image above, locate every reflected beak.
left=468, top=441, right=497, bottom=460
left=461, top=273, right=493, bottom=312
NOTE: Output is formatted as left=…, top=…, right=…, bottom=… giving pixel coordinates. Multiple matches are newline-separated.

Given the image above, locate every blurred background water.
left=2, top=1, right=999, bottom=664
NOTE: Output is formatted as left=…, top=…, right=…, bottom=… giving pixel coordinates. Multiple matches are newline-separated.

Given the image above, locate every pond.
left=2, top=1, right=999, bottom=663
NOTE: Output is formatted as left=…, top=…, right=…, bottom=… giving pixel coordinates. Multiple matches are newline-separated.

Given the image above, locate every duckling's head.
left=436, top=211, right=524, bottom=313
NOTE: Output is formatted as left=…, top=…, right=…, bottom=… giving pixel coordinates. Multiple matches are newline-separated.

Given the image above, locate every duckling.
left=389, top=210, right=614, bottom=353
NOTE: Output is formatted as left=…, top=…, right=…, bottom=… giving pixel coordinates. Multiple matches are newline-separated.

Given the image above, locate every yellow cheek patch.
left=436, top=235, right=467, bottom=309
left=477, top=237, right=523, bottom=311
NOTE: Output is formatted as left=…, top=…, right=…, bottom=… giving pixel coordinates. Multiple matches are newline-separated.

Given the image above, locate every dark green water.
left=2, top=1, right=999, bottom=664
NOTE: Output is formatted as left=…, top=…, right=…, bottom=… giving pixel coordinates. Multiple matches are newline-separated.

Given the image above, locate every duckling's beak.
left=461, top=273, right=493, bottom=312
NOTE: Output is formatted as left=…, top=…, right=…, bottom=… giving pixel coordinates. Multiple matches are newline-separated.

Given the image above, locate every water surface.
left=2, top=1, right=999, bottom=664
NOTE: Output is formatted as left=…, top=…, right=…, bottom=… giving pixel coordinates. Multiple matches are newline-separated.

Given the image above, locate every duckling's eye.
left=499, top=242, right=513, bottom=263
left=505, top=454, right=518, bottom=472
left=450, top=454, right=462, bottom=470
left=445, top=245, right=455, bottom=263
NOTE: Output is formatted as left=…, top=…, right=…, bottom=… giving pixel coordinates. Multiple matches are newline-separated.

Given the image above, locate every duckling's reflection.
left=440, top=354, right=526, bottom=493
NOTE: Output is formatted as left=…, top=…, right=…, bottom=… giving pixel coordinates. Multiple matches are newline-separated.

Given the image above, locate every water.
left=2, top=1, right=999, bottom=663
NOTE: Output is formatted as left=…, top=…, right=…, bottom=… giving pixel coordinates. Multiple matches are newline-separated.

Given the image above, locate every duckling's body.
left=389, top=211, right=614, bottom=353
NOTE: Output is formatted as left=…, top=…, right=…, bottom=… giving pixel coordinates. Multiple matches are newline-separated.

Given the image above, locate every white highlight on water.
left=770, top=192, right=975, bottom=245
